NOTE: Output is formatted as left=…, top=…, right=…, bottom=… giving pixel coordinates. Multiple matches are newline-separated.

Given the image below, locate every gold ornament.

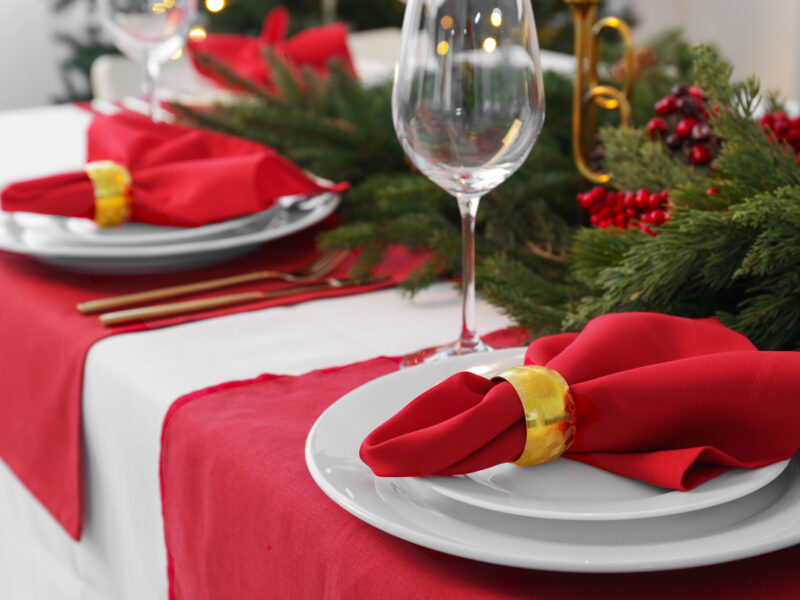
left=494, top=365, right=577, bottom=467
left=84, top=161, right=133, bottom=227
left=564, top=0, right=635, bottom=183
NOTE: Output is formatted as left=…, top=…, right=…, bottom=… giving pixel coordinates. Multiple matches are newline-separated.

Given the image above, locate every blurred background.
left=2, top=0, right=798, bottom=111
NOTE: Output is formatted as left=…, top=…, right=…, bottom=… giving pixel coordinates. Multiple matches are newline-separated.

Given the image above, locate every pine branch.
left=600, top=126, right=710, bottom=192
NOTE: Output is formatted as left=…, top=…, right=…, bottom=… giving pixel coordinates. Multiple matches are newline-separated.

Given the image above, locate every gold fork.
left=77, top=249, right=349, bottom=315
left=99, top=275, right=389, bottom=327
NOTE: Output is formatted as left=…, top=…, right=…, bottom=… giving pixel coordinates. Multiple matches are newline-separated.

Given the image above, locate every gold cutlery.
left=99, top=275, right=389, bottom=327
left=77, top=250, right=349, bottom=315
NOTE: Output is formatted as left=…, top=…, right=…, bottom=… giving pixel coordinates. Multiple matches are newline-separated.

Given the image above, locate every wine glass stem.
left=144, top=55, right=162, bottom=122
left=456, top=193, right=482, bottom=351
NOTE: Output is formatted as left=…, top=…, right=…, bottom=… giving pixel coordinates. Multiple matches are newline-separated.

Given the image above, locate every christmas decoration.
left=577, top=186, right=670, bottom=235
left=173, top=34, right=800, bottom=352
left=647, top=83, right=720, bottom=166
left=761, top=111, right=800, bottom=159
left=173, top=31, right=691, bottom=337
left=569, top=46, right=800, bottom=351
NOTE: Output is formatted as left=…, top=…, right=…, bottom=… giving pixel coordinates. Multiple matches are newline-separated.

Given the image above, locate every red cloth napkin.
left=0, top=111, right=347, bottom=227
left=188, top=7, right=356, bottom=89
left=160, top=328, right=800, bottom=600
left=361, top=313, right=800, bottom=490
left=0, top=222, right=425, bottom=540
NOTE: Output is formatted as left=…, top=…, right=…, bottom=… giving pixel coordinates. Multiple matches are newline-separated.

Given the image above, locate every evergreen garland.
left=171, top=32, right=800, bottom=350
left=568, top=46, right=800, bottom=351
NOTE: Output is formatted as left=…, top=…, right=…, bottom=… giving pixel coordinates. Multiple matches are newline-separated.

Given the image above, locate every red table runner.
left=0, top=219, right=425, bottom=539
left=160, top=328, right=800, bottom=599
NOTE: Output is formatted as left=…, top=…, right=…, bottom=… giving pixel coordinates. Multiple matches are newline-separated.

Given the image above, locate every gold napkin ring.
left=494, top=366, right=577, bottom=467
left=85, top=161, right=132, bottom=227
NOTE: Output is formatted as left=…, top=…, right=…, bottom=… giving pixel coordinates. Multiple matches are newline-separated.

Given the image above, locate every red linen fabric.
left=188, top=7, right=356, bottom=89
left=0, top=224, right=424, bottom=539
left=1, top=111, right=347, bottom=227
left=159, top=328, right=800, bottom=600
left=361, top=313, right=800, bottom=490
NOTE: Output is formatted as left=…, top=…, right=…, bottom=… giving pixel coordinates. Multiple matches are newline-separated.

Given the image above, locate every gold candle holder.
left=564, top=0, right=635, bottom=183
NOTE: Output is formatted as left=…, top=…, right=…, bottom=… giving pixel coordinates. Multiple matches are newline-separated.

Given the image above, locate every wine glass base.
left=400, top=337, right=493, bottom=368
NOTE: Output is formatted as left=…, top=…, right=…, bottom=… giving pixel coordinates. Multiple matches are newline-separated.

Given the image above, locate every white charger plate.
left=0, top=193, right=339, bottom=274
left=305, top=348, right=800, bottom=572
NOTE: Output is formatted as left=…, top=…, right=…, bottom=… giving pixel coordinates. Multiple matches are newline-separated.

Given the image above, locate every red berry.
left=615, top=214, right=628, bottom=228
left=664, top=133, right=683, bottom=151
left=648, top=193, right=662, bottom=209
left=654, top=96, right=678, bottom=116
left=690, top=144, right=713, bottom=165
left=677, top=96, right=698, bottom=115
left=675, top=117, right=698, bottom=138
left=625, top=207, right=637, bottom=218
left=688, top=85, right=704, bottom=99
left=590, top=214, right=600, bottom=226
left=706, top=188, right=720, bottom=195
left=588, top=186, right=607, bottom=204
left=785, top=128, right=800, bottom=144
left=623, top=193, right=636, bottom=209
left=690, top=122, right=712, bottom=142
left=634, top=189, right=650, bottom=208
left=577, top=193, right=592, bottom=209
left=649, top=209, right=666, bottom=225
left=774, top=121, right=791, bottom=136
left=647, top=118, right=668, bottom=139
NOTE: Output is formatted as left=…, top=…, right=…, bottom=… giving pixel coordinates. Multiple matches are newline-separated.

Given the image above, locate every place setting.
left=307, top=313, right=800, bottom=573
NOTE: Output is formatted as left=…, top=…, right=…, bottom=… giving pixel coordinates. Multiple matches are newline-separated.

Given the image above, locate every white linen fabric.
left=0, top=105, right=512, bottom=599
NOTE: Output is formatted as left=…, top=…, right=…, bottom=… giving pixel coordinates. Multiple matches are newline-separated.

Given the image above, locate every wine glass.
left=393, top=0, right=545, bottom=365
left=99, top=0, right=197, bottom=121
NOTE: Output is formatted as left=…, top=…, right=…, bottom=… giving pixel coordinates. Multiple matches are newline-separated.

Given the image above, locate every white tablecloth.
left=0, top=104, right=513, bottom=599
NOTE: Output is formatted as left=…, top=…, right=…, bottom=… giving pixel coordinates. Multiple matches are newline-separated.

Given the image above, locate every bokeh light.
left=189, top=26, right=207, bottom=41
left=205, top=0, right=225, bottom=13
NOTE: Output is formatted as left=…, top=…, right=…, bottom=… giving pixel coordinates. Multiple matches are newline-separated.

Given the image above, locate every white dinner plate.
left=11, top=205, right=276, bottom=246
left=0, top=193, right=339, bottom=274
left=424, top=455, right=788, bottom=521
left=306, top=348, right=800, bottom=572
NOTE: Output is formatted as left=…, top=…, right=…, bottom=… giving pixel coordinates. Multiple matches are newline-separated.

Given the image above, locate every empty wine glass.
left=393, top=0, right=545, bottom=365
left=99, top=0, right=197, bottom=121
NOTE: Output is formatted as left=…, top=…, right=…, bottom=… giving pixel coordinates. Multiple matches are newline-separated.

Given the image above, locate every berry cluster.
left=577, top=187, right=670, bottom=236
left=647, top=83, right=719, bottom=166
left=761, top=112, right=800, bottom=155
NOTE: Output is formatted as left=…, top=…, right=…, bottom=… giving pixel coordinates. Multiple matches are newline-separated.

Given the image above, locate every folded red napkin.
left=1, top=111, right=347, bottom=227
left=188, top=7, right=356, bottom=89
left=361, top=313, right=800, bottom=490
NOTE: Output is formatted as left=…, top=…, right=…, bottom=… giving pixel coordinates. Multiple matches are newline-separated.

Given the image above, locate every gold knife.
left=99, top=276, right=389, bottom=327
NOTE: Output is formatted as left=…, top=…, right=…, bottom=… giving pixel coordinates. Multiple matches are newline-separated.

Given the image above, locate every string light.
left=152, top=2, right=166, bottom=14
left=440, top=15, right=453, bottom=29
left=490, top=8, right=502, bottom=27
left=205, top=0, right=225, bottom=13
left=483, top=37, right=497, bottom=53
left=436, top=40, right=450, bottom=56
left=171, top=48, right=183, bottom=60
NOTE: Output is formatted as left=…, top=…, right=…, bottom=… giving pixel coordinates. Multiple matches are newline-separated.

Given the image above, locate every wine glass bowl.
left=393, top=0, right=545, bottom=364
left=99, top=0, right=197, bottom=120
